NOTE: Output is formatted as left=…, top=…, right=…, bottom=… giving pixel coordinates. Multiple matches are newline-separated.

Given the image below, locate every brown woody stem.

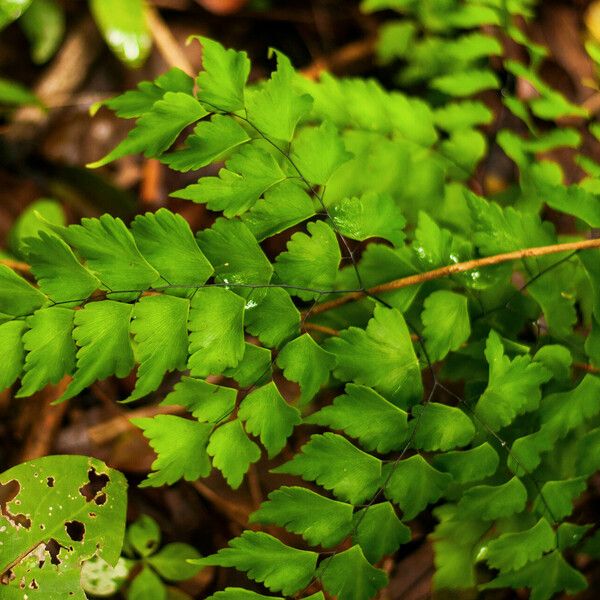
left=307, top=237, right=600, bottom=316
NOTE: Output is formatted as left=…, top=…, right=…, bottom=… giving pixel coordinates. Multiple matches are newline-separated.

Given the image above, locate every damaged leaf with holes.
left=0, top=455, right=126, bottom=599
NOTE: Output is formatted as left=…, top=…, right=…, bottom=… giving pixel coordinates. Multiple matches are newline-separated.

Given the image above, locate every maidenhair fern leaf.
left=273, top=432, right=382, bottom=505
left=0, top=320, right=26, bottom=390
left=187, top=288, right=245, bottom=377
left=475, top=331, right=551, bottom=430
left=410, top=403, right=475, bottom=451
left=206, top=590, right=284, bottom=600
left=244, top=287, right=300, bottom=347
left=88, top=92, right=208, bottom=168
left=290, top=121, right=351, bottom=185
left=325, top=305, right=423, bottom=407
left=249, top=486, right=354, bottom=548
left=305, top=384, right=408, bottom=453
left=223, top=342, right=271, bottom=387
left=195, top=36, right=250, bottom=112
left=173, top=144, right=287, bottom=216
left=161, top=376, right=236, bottom=423
left=318, top=545, right=388, bottom=600
left=161, top=114, right=250, bottom=172
left=17, top=307, right=76, bottom=397
left=59, top=215, right=159, bottom=296
left=0, top=264, right=46, bottom=317
left=421, top=290, right=471, bottom=362
left=432, top=443, right=499, bottom=484
left=133, top=415, right=212, bottom=487
left=457, top=477, right=528, bottom=520
left=196, top=218, right=273, bottom=298
left=246, top=51, right=312, bottom=143
left=25, top=231, right=100, bottom=302
left=274, top=220, right=341, bottom=300
left=276, top=333, right=336, bottom=404
left=192, top=531, right=318, bottom=595
left=128, top=295, right=189, bottom=401
left=242, top=182, right=315, bottom=242
left=331, top=192, right=407, bottom=247
left=130, top=209, right=213, bottom=289
left=481, top=550, right=587, bottom=600
left=485, top=518, right=556, bottom=573
left=353, top=503, right=411, bottom=563
left=207, top=419, right=261, bottom=488
left=383, top=455, right=452, bottom=520
left=61, top=301, right=134, bottom=401
left=238, top=382, right=301, bottom=458
left=533, top=478, right=587, bottom=522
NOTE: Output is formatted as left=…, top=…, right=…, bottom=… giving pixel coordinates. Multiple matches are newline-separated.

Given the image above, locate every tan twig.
left=192, top=480, right=251, bottom=526
left=301, top=36, right=376, bottom=80
left=574, top=362, right=600, bottom=374
left=146, top=6, right=194, bottom=75
left=302, top=322, right=340, bottom=336
left=0, top=259, right=31, bottom=273
left=308, top=238, right=600, bottom=316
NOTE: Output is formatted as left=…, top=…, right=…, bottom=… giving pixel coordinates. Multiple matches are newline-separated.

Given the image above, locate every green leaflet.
left=17, top=307, right=76, bottom=397
left=432, top=443, right=499, bottom=484
left=207, top=419, right=261, bottom=488
left=162, top=376, right=236, bottom=424
left=59, top=215, right=159, bottom=296
left=456, top=477, right=528, bottom=520
left=196, top=218, right=273, bottom=299
left=25, top=231, right=100, bottom=303
left=0, top=320, right=26, bottom=390
left=193, top=531, right=318, bottom=595
left=195, top=36, right=250, bottom=112
left=133, top=415, right=212, bottom=487
left=383, top=455, right=452, bottom=520
left=481, top=550, right=587, bottom=600
left=128, top=295, right=189, bottom=401
left=250, top=486, right=354, bottom=548
left=242, top=181, right=315, bottom=242
left=276, top=333, right=336, bottom=404
left=61, top=301, right=134, bottom=401
left=325, top=305, right=423, bottom=407
left=161, top=114, right=250, bottom=172
left=244, top=287, right=300, bottom=347
left=223, top=343, right=272, bottom=387
left=238, top=382, right=301, bottom=458
left=306, top=384, right=408, bottom=453
left=353, top=503, right=411, bottom=563
left=173, top=143, right=287, bottom=216
left=533, top=478, right=587, bottom=522
left=485, top=518, right=556, bottom=573
left=290, top=121, right=352, bottom=185
left=330, top=192, right=406, bottom=247
left=128, top=567, right=165, bottom=600
left=0, top=264, right=46, bottom=317
left=410, top=403, right=475, bottom=451
left=421, top=290, right=470, bottom=362
left=147, top=542, right=201, bottom=581
left=274, top=220, right=341, bottom=300
left=89, top=92, right=208, bottom=167
left=127, top=514, right=161, bottom=557
left=318, top=545, right=388, bottom=600
left=101, top=68, right=193, bottom=118
left=187, top=288, right=245, bottom=377
left=273, top=433, right=382, bottom=505
left=130, top=209, right=213, bottom=290
left=475, top=331, right=552, bottom=430
left=246, top=50, right=313, bottom=143
left=206, top=590, right=284, bottom=600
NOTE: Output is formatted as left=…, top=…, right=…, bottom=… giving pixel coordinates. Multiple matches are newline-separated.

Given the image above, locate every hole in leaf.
left=79, top=468, right=109, bottom=503
left=29, top=579, right=38, bottom=589
left=0, top=569, right=15, bottom=585
left=94, top=493, right=107, bottom=506
left=88, top=512, right=96, bottom=518
left=65, top=520, right=85, bottom=542
left=46, top=539, right=61, bottom=566
left=46, top=477, right=54, bottom=488
left=0, top=480, right=31, bottom=529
